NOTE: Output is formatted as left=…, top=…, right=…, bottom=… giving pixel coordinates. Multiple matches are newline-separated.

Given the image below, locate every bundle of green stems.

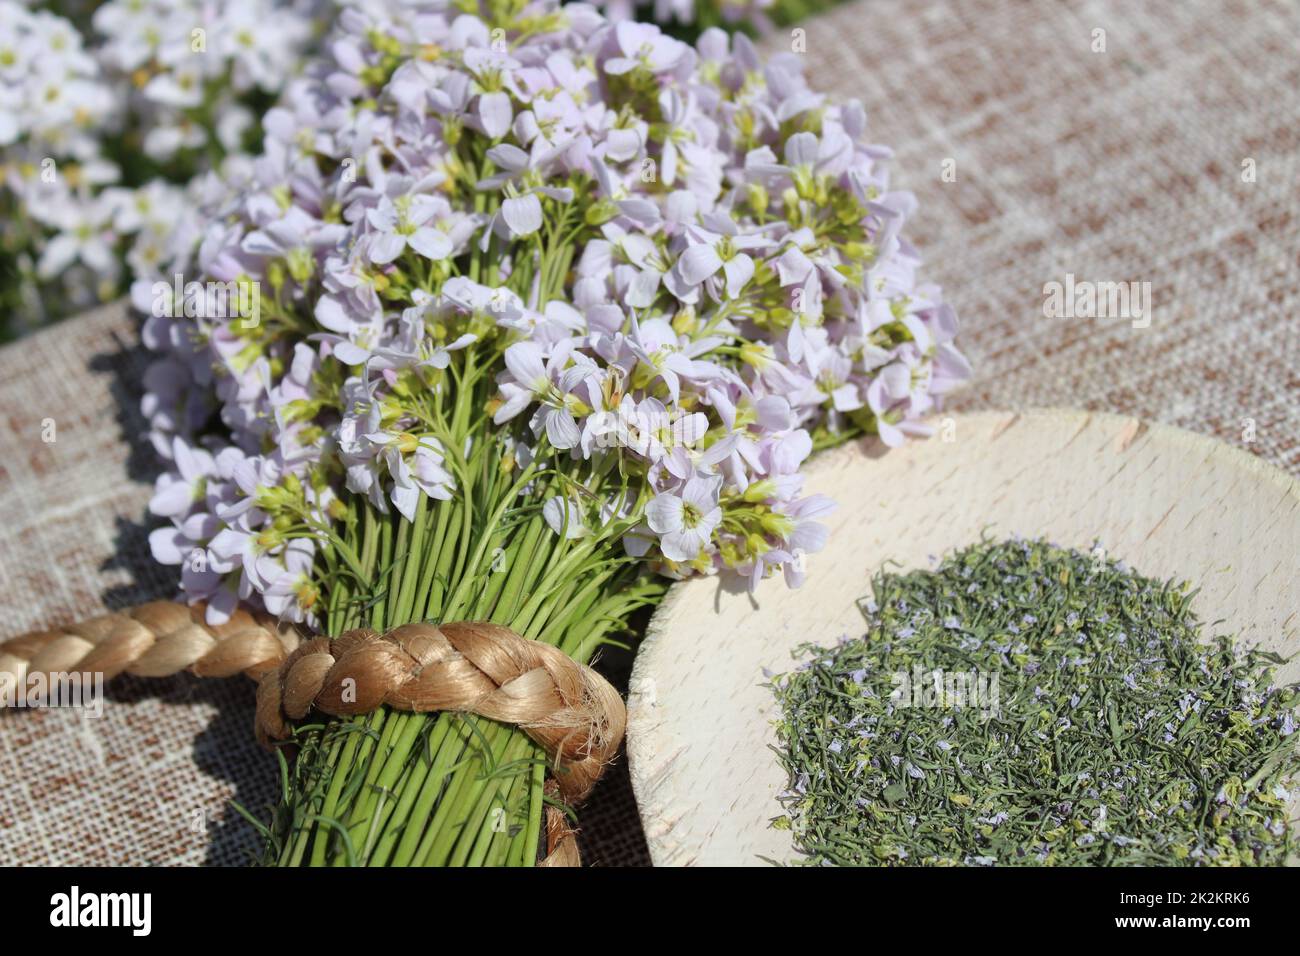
left=254, top=350, right=664, bottom=866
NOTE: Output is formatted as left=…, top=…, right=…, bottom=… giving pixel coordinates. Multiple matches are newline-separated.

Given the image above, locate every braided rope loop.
left=1, top=603, right=624, bottom=805
left=255, top=621, right=623, bottom=802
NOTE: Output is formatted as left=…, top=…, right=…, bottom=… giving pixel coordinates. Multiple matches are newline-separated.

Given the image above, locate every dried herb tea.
left=771, top=538, right=1300, bottom=866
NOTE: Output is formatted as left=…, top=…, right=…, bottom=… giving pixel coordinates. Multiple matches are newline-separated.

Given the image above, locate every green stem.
left=453, top=734, right=536, bottom=866
left=366, top=716, right=452, bottom=865
left=305, top=715, right=377, bottom=866
left=410, top=717, right=495, bottom=865
left=271, top=384, right=655, bottom=866
left=387, top=717, right=471, bottom=867
left=521, top=759, right=545, bottom=866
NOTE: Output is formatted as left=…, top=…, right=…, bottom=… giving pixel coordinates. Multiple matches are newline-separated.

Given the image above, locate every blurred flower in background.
left=0, top=0, right=327, bottom=341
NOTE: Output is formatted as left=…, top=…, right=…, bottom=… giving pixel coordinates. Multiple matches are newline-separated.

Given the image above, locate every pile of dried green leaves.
left=772, top=538, right=1299, bottom=866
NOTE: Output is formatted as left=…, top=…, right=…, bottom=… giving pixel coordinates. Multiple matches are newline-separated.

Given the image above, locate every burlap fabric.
left=2, top=0, right=1297, bottom=866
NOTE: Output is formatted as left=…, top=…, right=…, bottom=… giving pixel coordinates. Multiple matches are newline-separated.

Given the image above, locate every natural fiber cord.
left=253, top=621, right=624, bottom=803
left=0, top=602, right=297, bottom=682
left=0, top=600, right=624, bottom=865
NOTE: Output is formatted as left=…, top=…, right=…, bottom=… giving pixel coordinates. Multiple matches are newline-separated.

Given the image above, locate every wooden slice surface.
left=627, top=409, right=1300, bottom=866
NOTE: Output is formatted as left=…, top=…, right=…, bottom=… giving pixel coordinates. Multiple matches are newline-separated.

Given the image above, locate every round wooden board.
left=626, top=409, right=1300, bottom=866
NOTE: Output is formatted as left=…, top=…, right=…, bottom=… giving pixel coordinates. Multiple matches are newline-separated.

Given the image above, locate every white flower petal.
left=504, top=341, right=546, bottom=387
left=646, top=494, right=684, bottom=534
left=477, top=91, right=513, bottom=139
left=408, top=227, right=453, bottom=260
left=501, top=193, right=543, bottom=238
left=676, top=243, right=723, bottom=286
left=368, top=232, right=406, bottom=264
left=723, top=253, right=754, bottom=298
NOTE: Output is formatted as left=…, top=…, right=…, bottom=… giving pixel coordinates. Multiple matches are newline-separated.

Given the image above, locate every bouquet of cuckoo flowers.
left=140, top=0, right=968, bottom=866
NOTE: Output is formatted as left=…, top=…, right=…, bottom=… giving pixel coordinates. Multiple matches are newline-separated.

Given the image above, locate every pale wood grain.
left=627, top=410, right=1300, bottom=866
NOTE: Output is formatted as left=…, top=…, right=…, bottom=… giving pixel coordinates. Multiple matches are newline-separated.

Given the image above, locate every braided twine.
left=0, top=600, right=629, bottom=867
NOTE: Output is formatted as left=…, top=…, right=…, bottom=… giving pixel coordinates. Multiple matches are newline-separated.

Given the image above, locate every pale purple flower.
left=543, top=496, right=588, bottom=539
left=625, top=318, right=724, bottom=402
left=148, top=437, right=216, bottom=519
left=646, top=475, right=723, bottom=563
left=666, top=221, right=772, bottom=300
left=365, top=195, right=454, bottom=264
left=603, top=21, right=689, bottom=75
left=258, top=538, right=316, bottom=620
left=315, top=294, right=387, bottom=366
left=495, top=341, right=597, bottom=449
left=366, top=433, right=456, bottom=521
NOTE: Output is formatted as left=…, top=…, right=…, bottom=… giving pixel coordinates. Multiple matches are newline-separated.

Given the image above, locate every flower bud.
left=760, top=512, right=796, bottom=538
left=287, top=247, right=314, bottom=284
left=267, top=260, right=286, bottom=291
